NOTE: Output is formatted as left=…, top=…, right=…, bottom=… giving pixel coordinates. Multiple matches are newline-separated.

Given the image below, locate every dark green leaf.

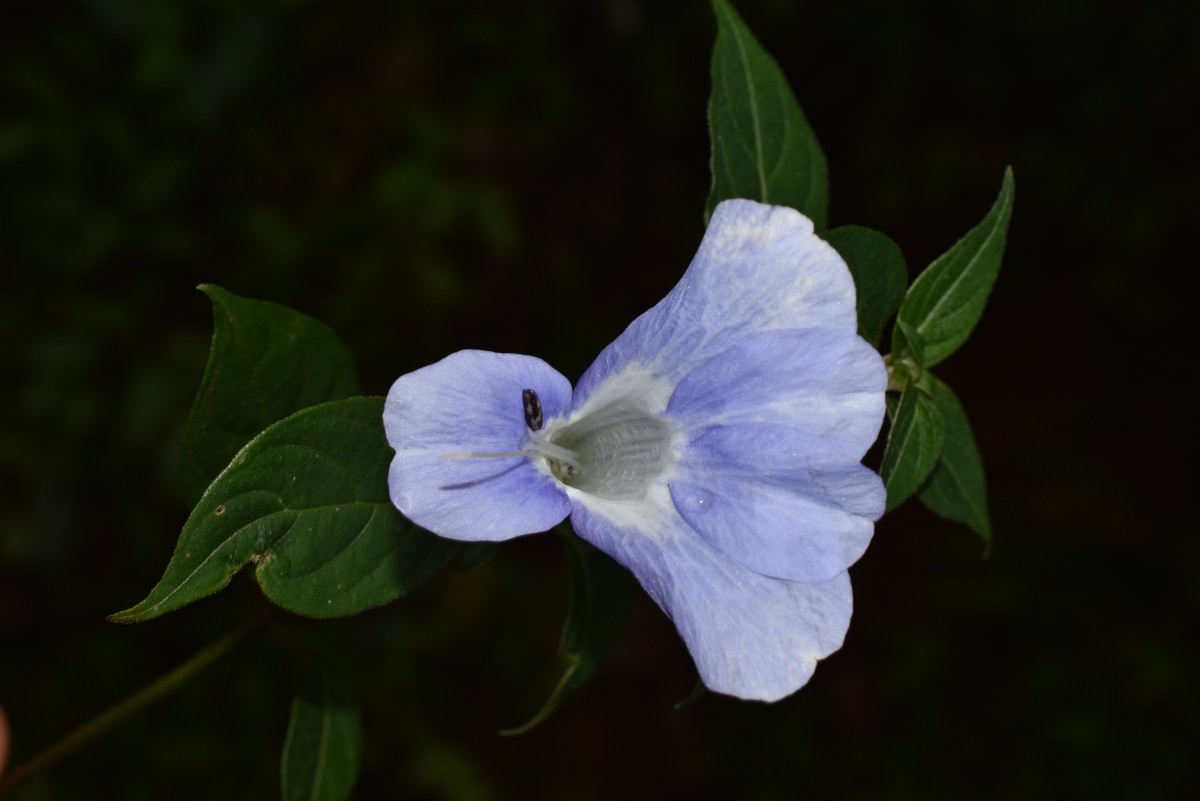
left=706, top=0, right=828, bottom=226
left=111, top=397, right=456, bottom=622
left=880, top=385, right=944, bottom=512
left=894, top=168, right=1015, bottom=367
left=918, top=381, right=992, bottom=546
left=178, top=284, right=359, bottom=503
left=824, top=225, right=908, bottom=346
left=501, top=533, right=638, bottom=735
left=281, top=669, right=362, bottom=801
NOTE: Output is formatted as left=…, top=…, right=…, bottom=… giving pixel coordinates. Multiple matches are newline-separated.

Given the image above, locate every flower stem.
left=883, top=352, right=920, bottom=393
left=0, top=619, right=261, bottom=797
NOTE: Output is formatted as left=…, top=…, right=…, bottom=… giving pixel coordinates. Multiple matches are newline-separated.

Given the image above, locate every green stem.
left=884, top=352, right=920, bottom=393
left=0, top=620, right=261, bottom=797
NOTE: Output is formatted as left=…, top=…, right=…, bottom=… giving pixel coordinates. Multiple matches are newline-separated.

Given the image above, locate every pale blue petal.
left=569, top=502, right=853, bottom=702
left=667, top=327, right=887, bottom=460
left=384, top=350, right=573, bottom=541
left=670, top=464, right=882, bottom=583
left=664, top=327, right=886, bottom=581
left=575, top=199, right=858, bottom=407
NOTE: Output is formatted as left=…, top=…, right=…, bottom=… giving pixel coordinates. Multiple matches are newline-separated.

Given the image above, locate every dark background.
left=2, top=0, right=1196, bottom=798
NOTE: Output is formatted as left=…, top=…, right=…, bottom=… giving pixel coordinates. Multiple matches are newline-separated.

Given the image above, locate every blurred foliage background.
left=1, top=0, right=1196, bottom=798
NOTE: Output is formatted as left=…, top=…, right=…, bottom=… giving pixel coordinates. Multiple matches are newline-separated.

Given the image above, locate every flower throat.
left=443, top=386, right=676, bottom=500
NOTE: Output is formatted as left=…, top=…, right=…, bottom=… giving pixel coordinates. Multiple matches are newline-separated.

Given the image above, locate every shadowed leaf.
left=501, top=533, right=638, bottom=735
left=825, top=225, right=908, bottom=346
left=281, top=669, right=362, bottom=801
left=179, top=285, right=359, bottom=504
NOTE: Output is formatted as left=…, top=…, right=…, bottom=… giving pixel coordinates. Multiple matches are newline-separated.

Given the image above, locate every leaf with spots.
left=111, top=397, right=456, bottom=622
left=706, top=0, right=829, bottom=226
left=178, top=284, right=359, bottom=504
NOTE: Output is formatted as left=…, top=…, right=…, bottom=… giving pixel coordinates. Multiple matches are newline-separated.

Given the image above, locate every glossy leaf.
left=501, top=533, right=638, bottom=735
left=111, top=397, right=456, bottom=622
left=918, top=381, right=992, bottom=546
left=706, top=0, right=828, bottom=226
left=894, top=168, right=1015, bottom=367
left=281, top=669, right=362, bottom=801
left=880, top=385, right=944, bottom=511
left=824, top=225, right=908, bottom=346
left=178, top=284, right=359, bottom=503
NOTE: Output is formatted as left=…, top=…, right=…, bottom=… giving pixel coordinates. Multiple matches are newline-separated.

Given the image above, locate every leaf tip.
left=975, top=519, right=994, bottom=556
left=1001, top=166, right=1015, bottom=198
left=107, top=607, right=144, bottom=624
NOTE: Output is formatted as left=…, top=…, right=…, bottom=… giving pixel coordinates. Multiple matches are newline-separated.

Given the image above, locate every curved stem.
left=0, top=619, right=262, bottom=797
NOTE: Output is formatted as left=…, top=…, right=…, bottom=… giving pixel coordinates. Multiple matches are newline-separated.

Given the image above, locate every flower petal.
left=569, top=501, right=853, bottom=701
left=663, top=327, right=886, bottom=581
left=384, top=350, right=573, bottom=541
left=667, top=327, right=887, bottom=460
left=670, top=464, right=881, bottom=583
left=575, top=199, right=858, bottom=406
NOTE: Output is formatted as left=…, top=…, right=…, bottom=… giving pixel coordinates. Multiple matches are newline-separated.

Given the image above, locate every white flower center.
left=443, top=365, right=679, bottom=511
left=537, top=365, right=679, bottom=502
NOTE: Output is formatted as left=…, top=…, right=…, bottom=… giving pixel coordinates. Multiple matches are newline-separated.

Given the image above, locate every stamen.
left=441, top=450, right=535, bottom=460
left=440, top=441, right=582, bottom=481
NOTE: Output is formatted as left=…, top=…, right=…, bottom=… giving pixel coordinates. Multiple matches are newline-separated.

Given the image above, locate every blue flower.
left=383, top=199, right=887, bottom=701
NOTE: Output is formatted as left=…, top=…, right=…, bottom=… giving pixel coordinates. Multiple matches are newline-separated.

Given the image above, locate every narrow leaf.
left=281, top=670, right=362, bottom=801
left=111, top=397, right=456, bottom=622
left=880, top=386, right=944, bottom=511
left=707, top=0, right=829, bottom=226
left=501, top=533, right=638, bottom=735
left=179, top=285, right=359, bottom=503
left=894, top=168, right=1015, bottom=367
left=824, top=225, right=908, bottom=346
left=917, top=381, right=992, bottom=546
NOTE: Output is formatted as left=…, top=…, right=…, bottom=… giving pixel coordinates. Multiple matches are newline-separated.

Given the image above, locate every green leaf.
left=880, top=385, right=944, bottom=512
left=894, top=168, right=1015, bottom=367
left=917, top=381, right=992, bottom=546
left=823, top=225, right=908, bottom=346
left=706, top=0, right=829, bottom=227
left=501, top=533, right=638, bottom=735
left=281, top=669, right=362, bottom=801
left=111, top=397, right=456, bottom=622
left=178, top=284, right=359, bottom=504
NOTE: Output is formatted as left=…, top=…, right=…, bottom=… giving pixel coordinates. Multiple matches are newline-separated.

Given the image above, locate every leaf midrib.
left=136, top=499, right=386, bottom=616
left=915, top=179, right=1012, bottom=338
left=723, top=3, right=768, bottom=201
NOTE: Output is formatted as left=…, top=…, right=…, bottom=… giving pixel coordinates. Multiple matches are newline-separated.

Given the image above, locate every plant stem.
left=0, top=620, right=261, bottom=797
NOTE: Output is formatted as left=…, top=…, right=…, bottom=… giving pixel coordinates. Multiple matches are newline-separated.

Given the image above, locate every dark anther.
left=522, top=388, right=543, bottom=431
